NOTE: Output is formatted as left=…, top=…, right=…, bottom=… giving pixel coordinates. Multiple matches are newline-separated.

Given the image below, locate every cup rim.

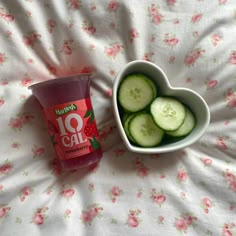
left=28, top=73, right=91, bottom=90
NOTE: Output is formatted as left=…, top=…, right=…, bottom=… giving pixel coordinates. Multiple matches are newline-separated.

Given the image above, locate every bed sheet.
left=0, top=0, right=236, bottom=235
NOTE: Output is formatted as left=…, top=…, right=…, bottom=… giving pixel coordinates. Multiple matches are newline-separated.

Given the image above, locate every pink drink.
left=29, top=74, right=102, bottom=170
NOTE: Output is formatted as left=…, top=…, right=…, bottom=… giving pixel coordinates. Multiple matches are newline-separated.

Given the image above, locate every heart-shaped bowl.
left=112, top=60, right=210, bottom=154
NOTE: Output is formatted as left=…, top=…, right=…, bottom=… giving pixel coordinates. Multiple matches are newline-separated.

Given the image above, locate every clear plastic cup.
left=29, top=74, right=102, bottom=170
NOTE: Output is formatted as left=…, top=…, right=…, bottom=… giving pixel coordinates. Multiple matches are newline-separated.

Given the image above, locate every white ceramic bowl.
left=112, top=60, right=210, bottom=154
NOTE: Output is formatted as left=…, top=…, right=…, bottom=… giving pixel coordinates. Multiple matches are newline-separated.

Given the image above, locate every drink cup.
left=29, top=74, right=102, bottom=170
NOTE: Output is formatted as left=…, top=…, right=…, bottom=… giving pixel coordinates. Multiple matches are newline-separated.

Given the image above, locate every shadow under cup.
left=29, top=74, right=102, bottom=170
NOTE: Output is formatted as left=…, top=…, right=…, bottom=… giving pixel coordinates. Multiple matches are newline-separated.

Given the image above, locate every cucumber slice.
left=166, top=107, right=195, bottom=137
left=145, top=78, right=157, bottom=98
left=129, top=113, right=164, bottom=147
left=118, top=74, right=154, bottom=112
left=122, top=113, right=129, bottom=123
left=123, top=114, right=137, bottom=143
left=150, top=97, right=186, bottom=131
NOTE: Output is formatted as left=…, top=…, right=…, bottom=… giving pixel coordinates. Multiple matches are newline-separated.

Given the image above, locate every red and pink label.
left=43, top=98, right=100, bottom=160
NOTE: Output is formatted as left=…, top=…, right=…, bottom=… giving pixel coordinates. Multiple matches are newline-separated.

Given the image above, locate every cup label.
left=43, top=98, right=100, bottom=160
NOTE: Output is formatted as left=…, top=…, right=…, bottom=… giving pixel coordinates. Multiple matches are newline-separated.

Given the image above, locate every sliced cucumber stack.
left=166, top=107, right=195, bottom=137
left=118, top=74, right=156, bottom=112
left=123, top=113, right=137, bottom=143
left=117, top=73, right=196, bottom=147
left=150, top=97, right=186, bottom=131
left=129, top=112, right=164, bottom=147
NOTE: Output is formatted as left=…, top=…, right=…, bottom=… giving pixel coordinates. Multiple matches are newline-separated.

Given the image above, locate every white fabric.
left=0, top=0, right=236, bottom=235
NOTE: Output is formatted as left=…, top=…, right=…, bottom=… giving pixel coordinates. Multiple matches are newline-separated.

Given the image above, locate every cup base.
left=59, top=148, right=103, bottom=170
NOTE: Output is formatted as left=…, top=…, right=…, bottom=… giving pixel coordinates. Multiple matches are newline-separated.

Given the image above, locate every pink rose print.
left=219, top=0, right=227, bottom=4
left=191, top=13, right=202, bottom=23
left=211, top=33, right=222, bottom=46
left=150, top=34, right=157, bottom=42
left=158, top=216, right=165, bottom=224
left=5, top=30, right=12, bottom=38
left=109, top=22, right=116, bottom=30
left=224, top=169, right=236, bottom=192
left=229, top=203, right=236, bottom=211
left=0, top=161, right=13, bottom=175
left=0, top=10, right=15, bottom=23
left=80, top=204, right=103, bottom=225
left=61, top=188, right=75, bottom=199
left=229, top=51, right=236, bottom=65
left=173, top=18, right=180, bottom=24
left=9, top=117, right=23, bottom=130
left=25, top=10, right=32, bottom=17
left=61, top=39, right=74, bottom=55
left=67, top=19, right=74, bottom=29
left=32, top=145, right=45, bottom=158
left=32, top=207, right=49, bottom=225
left=136, top=188, right=143, bottom=198
left=46, top=63, right=57, bottom=75
left=27, top=58, right=34, bottom=64
left=114, top=148, right=126, bottom=157
left=192, top=30, right=199, bottom=37
left=225, top=89, right=236, bottom=108
left=177, top=169, right=188, bottom=181
left=109, top=70, right=116, bottom=76
left=229, top=181, right=236, bottom=191
left=80, top=66, right=94, bottom=74
left=164, top=33, right=179, bottom=47
left=23, top=32, right=41, bottom=47
left=104, top=43, right=123, bottom=59
left=21, top=74, right=32, bottom=86
left=67, top=0, right=81, bottom=10
left=1, top=79, right=8, bottom=85
left=20, top=186, right=33, bottom=202
left=148, top=4, right=163, bottom=25
left=206, top=79, right=218, bottom=89
left=151, top=189, right=167, bottom=206
left=82, top=21, right=96, bottom=35
left=89, top=43, right=95, bottom=51
left=0, top=97, right=5, bottom=107
left=88, top=162, right=99, bottom=173
left=49, top=158, right=62, bottom=175
left=201, top=157, right=213, bottom=166
left=143, top=52, right=155, bottom=61
left=167, top=0, right=176, bottom=5
left=169, top=56, right=176, bottom=63
left=174, top=213, right=198, bottom=233
left=89, top=183, right=94, bottom=192
left=129, top=28, right=139, bottom=43
left=216, top=136, right=229, bottom=150
left=99, top=125, right=114, bottom=141
left=224, top=120, right=230, bottom=125
left=127, top=209, right=142, bottom=228
left=222, top=223, right=236, bottom=236
left=201, top=197, right=213, bottom=213
left=180, top=192, right=187, bottom=199
left=109, top=186, right=123, bottom=203
left=0, top=184, right=3, bottom=191
left=0, top=52, right=7, bottom=65
left=184, top=48, right=205, bottom=66
left=0, top=205, right=11, bottom=220
left=64, top=209, right=71, bottom=218
left=134, top=159, right=149, bottom=178
left=105, top=88, right=112, bottom=97
left=108, top=0, right=120, bottom=12
left=47, top=19, right=56, bottom=33
left=90, top=3, right=96, bottom=11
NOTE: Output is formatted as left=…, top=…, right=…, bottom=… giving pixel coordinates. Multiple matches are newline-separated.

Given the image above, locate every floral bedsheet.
left=0, top=0, right=236, bottom=235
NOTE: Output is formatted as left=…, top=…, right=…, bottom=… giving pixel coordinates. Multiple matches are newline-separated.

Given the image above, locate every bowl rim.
left=112, top=60, right=210, bottom=153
